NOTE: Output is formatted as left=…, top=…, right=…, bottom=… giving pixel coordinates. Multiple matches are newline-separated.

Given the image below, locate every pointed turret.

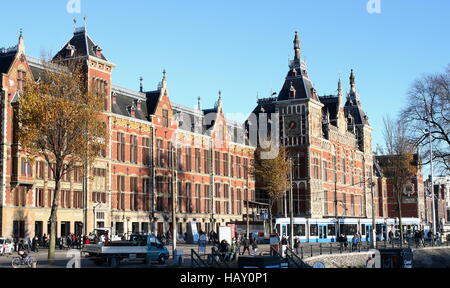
left=17, top=29, right=25, bottom=54
left=350, top=69, right=356, bottom=93
left=293, top=31, right=301, bottom=61
left=337, top=76, right=343, bottom=108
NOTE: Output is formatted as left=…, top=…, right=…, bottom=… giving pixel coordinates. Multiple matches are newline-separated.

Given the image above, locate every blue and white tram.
left=274, top=217, right=421, bottom=243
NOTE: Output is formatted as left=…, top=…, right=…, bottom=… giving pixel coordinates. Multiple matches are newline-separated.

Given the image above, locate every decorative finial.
left=139, top=76, right=144, bottom=92
left=19, top=28, right=23, bottom=38
left=218, top=90, right=222, bottom=99
left=197, top=96, right=201, bottom=110
left=163, top=69, right=166, bottom=79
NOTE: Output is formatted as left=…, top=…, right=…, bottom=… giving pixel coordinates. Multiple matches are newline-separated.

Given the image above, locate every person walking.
left=241, top=236, right=251, bottom=256
left=251, top=238, right=258, bottom=256
left=351, top=234, right=359, bottom=252
left=294, top=238, right=300, bottom=254
left=281, top=236, right=288, bottom=258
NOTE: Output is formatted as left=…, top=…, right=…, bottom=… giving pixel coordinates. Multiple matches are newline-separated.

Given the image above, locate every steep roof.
left=277, top=67, right=318, bottom=101
left=0, top=50, right=17, bottom=74
left=111, top=85, right=149, bottom=121
left=53, top=27, right=108, bottom=61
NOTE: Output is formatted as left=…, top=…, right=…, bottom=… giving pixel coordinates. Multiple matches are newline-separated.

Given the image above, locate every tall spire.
left=338, top=75, right=343, bottom=107
left=293, top=31, right=301, bottom=60
left=350, top=69, right=356, bottom=92
left=197, top=96, right=202, bottom=110
left=18, top=28, right=25, bottom=54
left=139, top=76, right=144, bottom=92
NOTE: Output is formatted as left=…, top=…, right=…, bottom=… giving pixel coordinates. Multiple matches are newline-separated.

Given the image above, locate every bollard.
left=300, top=247, right=304, bottom=259
left=31, top=262, right=37, bottom=269
left=330, top=243, right=332, bottom=255
left=310, top=245, right=313, bottom=258
left=320, top=244, right=322, bottom=255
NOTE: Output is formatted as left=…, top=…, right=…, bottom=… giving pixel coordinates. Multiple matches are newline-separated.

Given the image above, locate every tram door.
left=365, top=224, right=373, bottom=242
left=319, top=224, right=328, bottom=242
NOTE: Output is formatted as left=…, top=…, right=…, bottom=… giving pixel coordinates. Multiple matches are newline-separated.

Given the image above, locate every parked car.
left=0, top=238, right=13, bottom=256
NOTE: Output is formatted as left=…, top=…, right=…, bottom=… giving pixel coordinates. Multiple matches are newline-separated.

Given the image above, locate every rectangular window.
left=215, top=183, right=221, bottom=198
left=60, top=190, right=70, bottom=209
left=130, top=135, right=138, bottom=164
left=236, top=157, right=241, bottom=178
left=36, top=161, right=45, bottom=180
left=203, top=150, right=210, bottom=174
left=223, top=154, right=228, bottom=177
left=130, top=177, right=139, bottom=211
left=243, top=158, right=248, bottom=179
left=203, top=185, right=210, bottom=213
left=35, top=188, right=44, bottom=208
left=195, top=149, right=201, bottom=173
left=21, top=158, right=32, bottom=177
left=186, top=183, right=192, bottom=213
left=231, top=188, right=235, bottom=214
left=142, top=137, right=151, bottom=165
left=143, top=178, right=151, bottom=211
left=14, top=187, right=27, bottom=207
left=117, top=132, right=126, bottom=162
left=294, top=224, right=306, bottom=237
left=185, top=147, right=192, bottom=171
left=230, top=156, right=234, bottom=178
left=157, top=140, right=164, bottom=167
left=310, top=224, right=318, bottom=236
left=215, top=152, right=220, bottom=175
left=17, top=70, right=26, bottom=91
left=162, top=109, right=169, bottom=128
left=322, top=160, right=328, bottom=182
left=195, top=184, right=201, bottom=213
left=73, top=191, right=83, bottom=208
left=47, top=189, right=54, bottom=208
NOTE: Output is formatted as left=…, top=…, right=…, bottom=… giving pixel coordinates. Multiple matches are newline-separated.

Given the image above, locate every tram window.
left=294, top=224, right=306, bottom=237
left=361, top=224, right=366, bottom=235
left=327, top=224, right=336, bottom=236
left=310, top=224, right=318, bottom=236
left=340, top=224, right=357, bottom=236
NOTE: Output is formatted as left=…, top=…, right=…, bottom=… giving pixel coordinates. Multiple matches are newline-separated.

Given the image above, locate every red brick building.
left=251, top=32, right=374, bottom=221
left=0, top=27, right=255, bottom=239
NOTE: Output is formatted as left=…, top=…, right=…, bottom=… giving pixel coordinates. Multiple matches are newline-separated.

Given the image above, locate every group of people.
left=204, top=233, right=260, bottom=263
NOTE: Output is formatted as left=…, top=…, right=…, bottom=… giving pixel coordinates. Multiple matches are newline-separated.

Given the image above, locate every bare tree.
left=377, top=116, right=418, bottom=244
left=402, top=65, right=450, bottom=174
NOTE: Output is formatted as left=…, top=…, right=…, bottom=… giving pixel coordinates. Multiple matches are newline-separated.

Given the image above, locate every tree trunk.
left=268, top=199, right=273, bottom=234
left=396, top=188, right=404, bottom=247
left=48, top=178, right=61, bottom=263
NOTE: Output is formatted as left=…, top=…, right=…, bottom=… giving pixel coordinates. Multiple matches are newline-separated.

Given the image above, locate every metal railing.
left=190, top=249, right=208, bottom=268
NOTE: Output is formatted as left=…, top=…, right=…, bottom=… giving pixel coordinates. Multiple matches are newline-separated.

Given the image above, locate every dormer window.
left=112, top=93, right=117, bottom=104
left=93, top=45, right=102, bottom=57
left=128, top=105, right=136, bottom=118
left=66, top=44, right=76, bottom=58
left=289, top=83, right=296, bottom=99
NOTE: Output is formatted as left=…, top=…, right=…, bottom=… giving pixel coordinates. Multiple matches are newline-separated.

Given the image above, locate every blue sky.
left=1, top=0, right=449, bottom=149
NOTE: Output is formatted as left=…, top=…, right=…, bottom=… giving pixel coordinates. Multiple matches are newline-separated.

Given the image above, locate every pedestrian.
left=43, top=234, right=48, bottom=248
left=281, top=236, right=288, bottom=258
left=251, top=238, right=258, bottom=256
left=241, top=236, right=251, bottom=256
left=351, top=234, right=359, bottom=252
left=388, top=230, right=394, bottom=244
left=294, top=238, right=300, bottom=254
left=32, top=235, right=39, bottom=252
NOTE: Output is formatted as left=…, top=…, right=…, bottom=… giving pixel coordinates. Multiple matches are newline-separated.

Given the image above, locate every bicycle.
left=11, top=255, right=36, bottom=268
